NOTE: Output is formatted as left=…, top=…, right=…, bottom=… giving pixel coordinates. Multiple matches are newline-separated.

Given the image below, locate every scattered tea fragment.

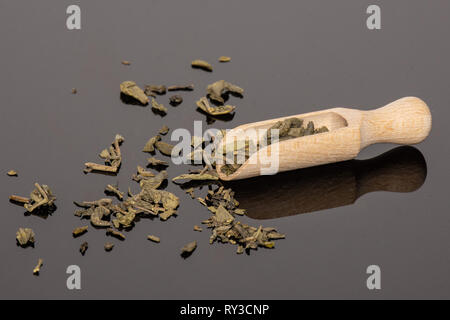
left=206, top=80, right=244, bottom=104
left=172, top=172, right=219, bottom=182
left=85, top=134, right=124, bottom=174
left=19, top=183, right=56, bottom=213
left=105, top=183, right=124, bottom=200
left=142, top=135, right=161, bottom=153
left=193, top=225, right=202, bottom=232
left=121, top=60, right=131, bottom=65
left=151, top=98, right=167, bottom=115
left=75, top=168, right=179, bottom=226
left=74, top=199, right=112, bottom=227
left=90, top=205, right=112, bottom=228
left=147, top=157, right=169, bottom=167
left=133, top=165, right=156, bottom=182
left=139, top=170, right=168, bottom=189
left=106, top=228, right=126, bottom=240
left=104, top=242, right=114, bottom=251
left=145, top=85, right=166, bottom=96
left=191, top=59, right=212, bottom=72
left=16, top=228, right=35, bottom=246
left=9, top=195, right=30, bottom=205
left=33, top=258, right=43, bottom=275
left=196, top=97, right=235, bottom=116
left=71, top=88, right=77, bottom=94
left=159, top=125, right=169, bottom=135
left=218, top=56, right=231, bottom=62
left=7, top=170, right=18, bottom=177
left=80, top=242, right=89, bottom=255
left=72, top=226, right=88, bottom=237
left=155, top=141, right=175, bottom=156
left=120, top=81, right=149, bottom=105
left=147, top=235, right=160, bottom=243
left=137, top=165, right=155, bottom=177
left=181, top=241, right=197, bottom=257
left=167, top=84, right=194, bottom=91
left=169, top=95, right=183, bottom=106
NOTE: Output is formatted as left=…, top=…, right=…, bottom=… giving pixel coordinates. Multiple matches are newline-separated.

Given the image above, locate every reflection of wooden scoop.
left=217, top=97, right=431, bottom=180
left=228, top=146, right=427, bottom=220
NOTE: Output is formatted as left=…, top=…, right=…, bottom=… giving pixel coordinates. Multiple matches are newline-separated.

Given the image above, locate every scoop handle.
left=360, top=97, right=432, bottom=148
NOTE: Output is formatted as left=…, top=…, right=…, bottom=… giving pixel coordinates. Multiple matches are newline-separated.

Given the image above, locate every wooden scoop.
left=216, top=97, right=431, bottom=181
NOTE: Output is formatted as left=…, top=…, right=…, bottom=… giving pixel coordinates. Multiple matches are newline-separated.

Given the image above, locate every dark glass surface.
left=0, top=1, right=449, bottom=299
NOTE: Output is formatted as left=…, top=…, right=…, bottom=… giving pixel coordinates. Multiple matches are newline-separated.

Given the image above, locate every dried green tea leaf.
left=315, top=126, right=329, bottom=134
left=120, top=81, right=149, bottom=105
left=71, top=88, right=77, bottom=94
left=72, top=226, right=88, bottom=237
left=218, top=56, right=231, bottom=62
left=74, top=198, right=112, bottom=208
left=236, top=245, right=244, bottom=254
left=33, top=258, right=43, bottom=275
left=196, top=97, right=235, bottom=116
left=181, top=241, right=197, bottom=257
left=104, top=242, right=114, bottom=251
left=185, top=187, right=195, bottom=199
left=112, top=211, right=135, bottom=228
left=142, top=135, right=161, bottom=153
left=206, top=80, right=244, bottom=104
left=151, top=98, right=167, bottom=114
left=191, top=59, right=212, bottom=72
left=214, top=205, right=235, bottom=224
left=159, top=125, right=169, bottom=135
left=7, top=170, right=18, bottom=176
left=172, top=172, right=219, bottom=182
left=85, top=134, right=124, bottom=173
left=147, top=235, right=160, bottom=243
left=137, top=165, right=155, bottom=177
left=90, top=206, right=111, bottom=228
left=16, top=228, right=35, bottom=246
left=193, top=225, right=202, bottom=232
left=140, top=170, right=168, bottom=189
left=155, top=141, right=174, bottom=156
left=169, top=95, right=183, bottom=106
left=145, top=85, right=166, bottom=96
left=147, top=157, right=169, bottom=167
left=105, top=184, right=124, bottom=200
left=9, top=195, right=30, bottom=204
left=168, top=84, right=194, bottom=91
left=106, top=228, right=126, bottom=240
left=23, top=183, right=56, bottom=213
left=80, top=242, right=89, bottom=255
